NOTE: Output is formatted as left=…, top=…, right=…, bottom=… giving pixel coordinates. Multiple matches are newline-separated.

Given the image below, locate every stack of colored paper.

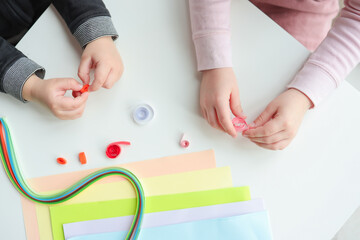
left=20, top=150, right=273, bottom=240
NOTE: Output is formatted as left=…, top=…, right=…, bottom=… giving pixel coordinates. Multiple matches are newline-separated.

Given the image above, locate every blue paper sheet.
left=69, top=210, right=272, bottom=240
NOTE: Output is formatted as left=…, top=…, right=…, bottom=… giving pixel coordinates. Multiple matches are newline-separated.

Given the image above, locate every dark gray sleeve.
left=0, top=0, right=116, bottom=102
left=52, top=0, right=118, bottom=48
left=0, top=37, right=45, bottom=102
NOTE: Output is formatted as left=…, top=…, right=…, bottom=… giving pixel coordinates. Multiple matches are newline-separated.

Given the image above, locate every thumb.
left=251, top=104, right=277, bottom=128
left=58, top=78, right=83, bottom=91
left=78, top=56, right=92, bottom=84
left=230, top=89, right=246, bottom=118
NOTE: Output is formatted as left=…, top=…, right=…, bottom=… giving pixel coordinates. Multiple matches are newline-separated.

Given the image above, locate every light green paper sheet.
left=50, top=186, right=251, bottom=240
left=38, top=167, right=233, bottom=240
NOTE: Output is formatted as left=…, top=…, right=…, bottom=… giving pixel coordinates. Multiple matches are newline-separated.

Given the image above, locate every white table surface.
left=1, top=0, right=360, bottom=239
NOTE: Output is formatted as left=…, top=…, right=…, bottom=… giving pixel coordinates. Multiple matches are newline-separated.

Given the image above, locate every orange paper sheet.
left=21, top=150, right=216, bottom=240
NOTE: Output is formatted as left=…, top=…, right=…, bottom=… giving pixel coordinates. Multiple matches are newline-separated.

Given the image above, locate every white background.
left=0, top=0, right=360, bottom=239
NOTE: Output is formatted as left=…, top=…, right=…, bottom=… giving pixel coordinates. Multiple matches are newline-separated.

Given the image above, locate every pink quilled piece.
left=232, top=117, right=249, bottom=132
left=180, top=134, right=190, bottom=148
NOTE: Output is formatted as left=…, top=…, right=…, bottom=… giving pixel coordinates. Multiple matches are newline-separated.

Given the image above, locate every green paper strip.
left=50, top=186, right=250, bottom=240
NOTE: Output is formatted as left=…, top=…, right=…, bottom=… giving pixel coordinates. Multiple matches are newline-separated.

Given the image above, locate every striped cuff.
left=73, top=16, right=118, bottom=48
left=3, top=57, right=45, bottom=102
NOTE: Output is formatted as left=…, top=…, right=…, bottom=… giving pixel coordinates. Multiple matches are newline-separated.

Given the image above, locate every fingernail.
left=249, top=123, right=256, bottom=128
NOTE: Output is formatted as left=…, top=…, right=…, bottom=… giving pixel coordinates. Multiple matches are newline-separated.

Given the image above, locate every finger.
left=57, top=78, right=83, bottom=91
left=207, top=108, right=223, bottom=131
left=201, top=108, right=207, bottom=119
left=252, top=139, right=290, bottom=151
left=215, top=104, right=236, bottom=137
left=103, top=69, right=119, bottom=89
left=229, top=88, right=246, bottom=118
left=56, top=104, right=86, bottom=120
left=78, top=56, right=92, bottom=84
left=243, top=117, right=284, bottom=138
left=247, top=130, right=288, bottom=144
left=90, top=63, right=111, bottom=91
left=251, top=104, right=277, bottom=128
left=57, top=92, right=89, bottom=111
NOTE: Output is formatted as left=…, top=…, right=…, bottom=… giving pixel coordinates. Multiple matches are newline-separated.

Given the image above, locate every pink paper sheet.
left=21, top=150, right=216, bottom=240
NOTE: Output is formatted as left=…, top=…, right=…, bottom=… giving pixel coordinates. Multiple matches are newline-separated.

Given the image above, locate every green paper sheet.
left=50, top=186, right=250, bottom=240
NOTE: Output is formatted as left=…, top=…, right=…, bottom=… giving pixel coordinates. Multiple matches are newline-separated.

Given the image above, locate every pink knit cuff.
left=193, top=33, right=232, bottom=71
left=288, top=61, right=338, bottom=107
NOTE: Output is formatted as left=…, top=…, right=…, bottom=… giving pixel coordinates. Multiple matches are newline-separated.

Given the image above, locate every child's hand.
left=23, top=74, right=89, bottom=120
left=78, top=36, right=124, bottom=91
left=242, top=89, right=312, bottom=150
left=200, top=68, right=245, bottom=138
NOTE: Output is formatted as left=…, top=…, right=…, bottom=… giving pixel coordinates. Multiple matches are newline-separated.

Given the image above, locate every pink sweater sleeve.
left=189, top=0, right=232, bottom=71
left=288, top=0, right=360, bottom=106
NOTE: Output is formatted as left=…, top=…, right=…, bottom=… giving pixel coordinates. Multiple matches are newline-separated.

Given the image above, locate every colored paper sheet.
left=68, top=211, right=273, bottom=240
left=50, top=187, right=251, bottom=240
left=20, top=198, right=39, bottom=240
left=48, top=167, right=233, bottom=206
left=21, top=150, right=216, bottom=240
left=36, top=204, right=53, bottom=240
left=29, top=150, right=216, bottom=192
left=63, top=199, right=265, bottom=239
left=37, top=166, right=233, bottom=239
